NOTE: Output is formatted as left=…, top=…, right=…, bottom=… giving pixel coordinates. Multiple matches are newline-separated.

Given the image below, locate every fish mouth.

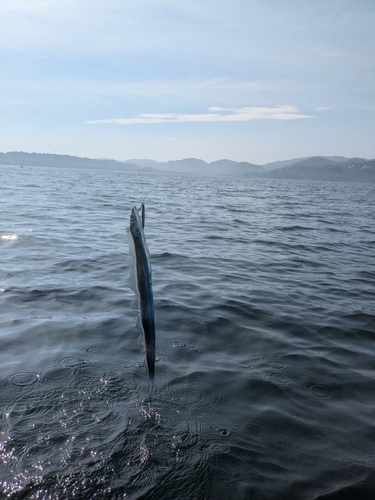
left=130, top=207, right=142, bottom=235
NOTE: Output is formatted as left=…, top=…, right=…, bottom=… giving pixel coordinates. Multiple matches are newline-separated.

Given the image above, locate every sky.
left=0, top=0, right=374, bottom=164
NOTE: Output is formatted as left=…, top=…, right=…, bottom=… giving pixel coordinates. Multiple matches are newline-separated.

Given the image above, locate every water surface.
left=1, top=165, right=375, bottom=499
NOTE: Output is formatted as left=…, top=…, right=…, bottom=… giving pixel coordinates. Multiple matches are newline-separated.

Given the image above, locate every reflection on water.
left=0, top=165, right=375, bottom=499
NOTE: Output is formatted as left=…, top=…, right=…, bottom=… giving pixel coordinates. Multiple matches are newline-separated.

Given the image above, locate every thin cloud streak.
left=87, top=106, right=314, bottom=125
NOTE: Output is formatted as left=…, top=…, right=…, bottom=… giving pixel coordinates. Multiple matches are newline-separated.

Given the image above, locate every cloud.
left=86, top=105, right=313, bottom=125
left=321, top=50, right=345, bottom=58
left=316, top=106, right=330, bottom=112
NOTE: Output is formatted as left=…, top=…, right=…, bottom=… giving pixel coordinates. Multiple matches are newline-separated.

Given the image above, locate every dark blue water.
left=1, top=165, right=375, bottom=499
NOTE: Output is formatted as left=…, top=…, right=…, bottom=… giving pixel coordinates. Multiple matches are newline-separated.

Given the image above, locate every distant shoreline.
left=1, top=151, right=374, bottom=183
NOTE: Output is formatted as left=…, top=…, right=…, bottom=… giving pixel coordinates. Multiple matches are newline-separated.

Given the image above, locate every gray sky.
left=1, top=0, right=374, bottom=163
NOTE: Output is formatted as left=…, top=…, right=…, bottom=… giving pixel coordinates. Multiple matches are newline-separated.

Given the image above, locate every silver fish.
left=127, top=206, right=155, bottom=399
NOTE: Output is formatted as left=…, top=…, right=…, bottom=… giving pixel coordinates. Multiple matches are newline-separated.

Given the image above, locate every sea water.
left=0, top=165, right=375, bottom=499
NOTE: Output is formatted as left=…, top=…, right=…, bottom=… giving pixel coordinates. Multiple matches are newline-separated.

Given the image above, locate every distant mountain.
left=0, top=151, right=139, bottom=170
left=261, top=157, right=310, bottom=171
left=285, top=156, right=342, bottom=168
left=325, top=156, right=349, bottom=163
left=157, top=158, right=208, bottom=173
left=124, top=159, right=163, bottom=168
left=147, top=157, right=263, bottom=175
left=1, top=151, right=374, bottom=182
left=210, top=159, right=263, bottom=174
left=263, top=157, right=375, bottom=183
left=261, top=156, right=350, bottom=171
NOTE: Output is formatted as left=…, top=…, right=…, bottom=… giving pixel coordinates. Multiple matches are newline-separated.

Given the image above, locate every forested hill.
left=263, top=157, right=375, bottom=183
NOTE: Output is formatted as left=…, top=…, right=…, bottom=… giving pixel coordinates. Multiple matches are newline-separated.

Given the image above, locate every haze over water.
left=1, top=165, right=375, bottom=499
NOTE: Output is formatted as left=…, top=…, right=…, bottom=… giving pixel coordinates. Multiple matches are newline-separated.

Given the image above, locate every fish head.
left=130, top=206, right=143, bottom=239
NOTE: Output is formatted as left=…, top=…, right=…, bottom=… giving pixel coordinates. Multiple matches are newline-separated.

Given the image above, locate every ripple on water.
left=164, top=372, right=226, bottom=411
left=295, top=376, right=335, bottom=401
left=7, top=372, right=40, bottom=387
left=41, top=367, right=76, bottom=384
left=238, top=355, right=263, bottom=369
left=249, top=355, right=262, bottom=361
left=246, top=424, right=278, bottom=443
left=238, top=360, right=253, bottom=368
left=269, top=361, right=285, bottom=369
left=345, top=428, right=375, bottom=456
left=307, top=383, right=333, bottom=399
left=270, top=373, right=292, bottom=387
left=171, top=339, right=200, bottom=355
left=59, top=357, right=86, bottom=367
left=99, top=373, right=132, bottom=399
left=120, top=358, right=138, bottom=372
left=87, top=346, right=105, bottom=354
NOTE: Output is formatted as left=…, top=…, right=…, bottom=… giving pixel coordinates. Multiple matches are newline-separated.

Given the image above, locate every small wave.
left=278, top=225, right=315, bottom=231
